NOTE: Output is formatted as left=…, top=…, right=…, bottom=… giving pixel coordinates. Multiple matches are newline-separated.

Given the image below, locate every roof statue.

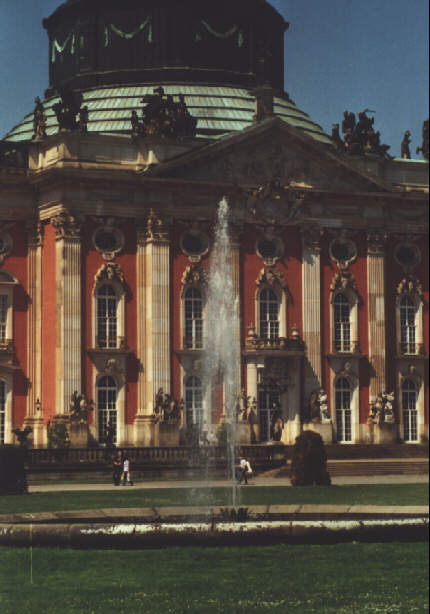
left=335, top=109, right=391, bottom=158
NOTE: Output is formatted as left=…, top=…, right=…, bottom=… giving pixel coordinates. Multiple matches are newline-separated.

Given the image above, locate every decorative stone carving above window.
left=329, top=232, right=357, bottom=270
left=180, top=223, right=209, bottom=263
left=0, top=223, right=14, bottom=265
left=396, top=275, right=423, bottom=298
left=181, top=263, right=208, bottom=292
left=394, top=243, right=421, bottom=273
left=330, top=271, right=357, bottom=294
left=92, top=219, right=124, bottom=261
left=256, top=267, right=288, bottom=290
left=94, top=263, right=125, bottom=286
left=256, top=227, right=284, bottom=266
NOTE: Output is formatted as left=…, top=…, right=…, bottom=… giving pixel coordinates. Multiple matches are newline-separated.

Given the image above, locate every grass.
left=0, top=484, right=428, bottom=515
left=0, top=542, right=428, bottom=613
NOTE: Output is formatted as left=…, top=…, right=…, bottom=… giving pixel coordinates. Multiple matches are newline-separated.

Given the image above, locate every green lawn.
left=0, top=484, right=428, bottom=515
left=0, top=543, right=428, bottom=613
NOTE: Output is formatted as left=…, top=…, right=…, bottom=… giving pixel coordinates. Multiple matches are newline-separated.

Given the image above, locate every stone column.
left=51, top=211, right=82, bottom=415
left=301, top=226, right=323, bottom=403
left=134, top=210, right=170, bottom=445
left=366, top=231, right=388, bottom=400
left=23, top=221, right=45, bottom=447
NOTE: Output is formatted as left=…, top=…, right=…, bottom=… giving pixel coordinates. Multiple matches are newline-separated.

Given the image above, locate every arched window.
left=184, top=288, right=203, bottom=349
left=335, top=377, right=352, bottom=442
left=0, top=380, right=5, bottom=445
left=333, top=293, right=351, bottom=352
left=96, top=285, right=118, bottom=348
left=185, top=376, right=203, bottom=426
left=400, top=296, right=416, bottom=354
left=259, top=289, right=280, bottom=340
left=402, top=378, right=418, bottom=442
left=97, top=376, right=117, bottom=443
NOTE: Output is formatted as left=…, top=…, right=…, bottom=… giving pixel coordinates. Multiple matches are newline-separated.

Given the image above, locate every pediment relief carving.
left=164, top=131, right=385, bottom=192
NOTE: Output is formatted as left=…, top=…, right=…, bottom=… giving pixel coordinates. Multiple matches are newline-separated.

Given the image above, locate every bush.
left=0, top=445, right=28, bottom=494
left=290, top=430, right=331, bottom=486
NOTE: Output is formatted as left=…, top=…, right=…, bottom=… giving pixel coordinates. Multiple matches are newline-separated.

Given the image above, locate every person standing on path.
left=238, top=457, right=252, bottom=485
left=122, top=456, right=133, bottom=486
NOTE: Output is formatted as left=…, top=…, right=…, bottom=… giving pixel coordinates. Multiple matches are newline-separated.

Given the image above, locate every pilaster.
left=367, top=231, right=388, bottom=400
left=137, top=210, right=171, bottom=439
left=301, top=226, right=323, bottom=401
left=23, top=221, right=45, bottom=446
left=51, top=211, right=82, bottom=414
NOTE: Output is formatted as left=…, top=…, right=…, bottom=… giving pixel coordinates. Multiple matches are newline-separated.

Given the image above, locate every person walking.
left=122, top=456, right=133, bottom=486
left=238, top=457, right=252, bottom=485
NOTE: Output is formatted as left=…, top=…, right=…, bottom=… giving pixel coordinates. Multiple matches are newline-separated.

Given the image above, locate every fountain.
left=203, top=198, right=241, bottom=507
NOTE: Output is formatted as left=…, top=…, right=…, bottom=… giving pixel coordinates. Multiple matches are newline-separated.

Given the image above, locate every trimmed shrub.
left=290, top=430, right=331, bottom=486
left=0, top=445, right=28, bottom=494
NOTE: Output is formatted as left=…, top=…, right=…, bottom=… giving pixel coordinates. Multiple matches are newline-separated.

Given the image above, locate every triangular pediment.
left=149, top=118, right=390, bottom=192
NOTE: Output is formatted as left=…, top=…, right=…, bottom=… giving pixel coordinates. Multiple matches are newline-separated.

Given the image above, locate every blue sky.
left=0, top=0, right=428, bottom=157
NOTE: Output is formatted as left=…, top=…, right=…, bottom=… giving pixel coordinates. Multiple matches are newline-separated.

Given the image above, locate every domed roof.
left=4, top=85, right=332, bottom=145
left=2, top=0, right=333, bottom=147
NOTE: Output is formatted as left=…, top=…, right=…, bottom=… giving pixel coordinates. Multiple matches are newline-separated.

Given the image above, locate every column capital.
left=301, top=224, right=323, bottom=252
left=26, top=219, right=43, bottom=248
left=138, top=209, right=170, bottom=245
left=51, top=210, right=81, bottom=241
left=366, top=229, right=388, bottom=255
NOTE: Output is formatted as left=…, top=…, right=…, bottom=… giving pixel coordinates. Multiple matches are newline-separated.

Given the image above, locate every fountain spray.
left=204, top=198, right=240, bottom=507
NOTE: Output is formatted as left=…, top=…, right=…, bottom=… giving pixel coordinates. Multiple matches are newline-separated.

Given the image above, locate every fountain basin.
left=0, top=518, right=427, bottom=548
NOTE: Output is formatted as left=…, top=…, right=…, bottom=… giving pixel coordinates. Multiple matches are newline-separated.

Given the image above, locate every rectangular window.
left=0, top=296, right=7, bottom=344
left=0, top=381, right=5, bottom=445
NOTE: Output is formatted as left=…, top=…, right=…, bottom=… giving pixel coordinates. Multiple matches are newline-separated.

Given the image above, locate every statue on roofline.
left=130, top=87, right=197, bottom=139
left=53, top=88, right=84, bottom=132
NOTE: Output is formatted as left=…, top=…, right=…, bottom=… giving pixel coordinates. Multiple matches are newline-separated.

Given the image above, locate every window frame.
left=93, top=280, right=125, bottom=349
left=331, top=288, right=358, bottom=354
left=183, top=286, right=204, bottom=349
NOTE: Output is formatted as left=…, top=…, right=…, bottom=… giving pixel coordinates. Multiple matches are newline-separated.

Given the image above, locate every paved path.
left=29, top=473, right=428, bottom=492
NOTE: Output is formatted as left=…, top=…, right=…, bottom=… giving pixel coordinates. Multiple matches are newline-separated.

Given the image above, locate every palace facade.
left=0, top=0, right=428, bottom=448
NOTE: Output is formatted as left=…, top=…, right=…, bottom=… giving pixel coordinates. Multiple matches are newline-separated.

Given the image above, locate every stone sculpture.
left=309, top=388, right=331, bottom=423
left=153, top=388, right=182, bottom=423
left=369, top=391, right=395, bottom=424
left=131, top=87, right=197, bottom=139
left=32, top=97, right=46, bottom=141
left=69, top=391, right=94, bottom=424
left=401, top=131, right=411, bottom=159
left=337, top=109, right=391, bottom=157
left=53, top=88, right=84, bottom=132
left=416, top=118, right=429, bottom=160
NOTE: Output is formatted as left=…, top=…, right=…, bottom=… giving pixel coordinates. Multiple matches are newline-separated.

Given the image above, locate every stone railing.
left=245, top=336, right=304, bottom=353
left=25, top=444, right=287, bottom=472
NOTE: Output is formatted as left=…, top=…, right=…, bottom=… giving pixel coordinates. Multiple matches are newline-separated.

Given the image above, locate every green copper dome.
left=4, top=85, right=332, bottom=145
